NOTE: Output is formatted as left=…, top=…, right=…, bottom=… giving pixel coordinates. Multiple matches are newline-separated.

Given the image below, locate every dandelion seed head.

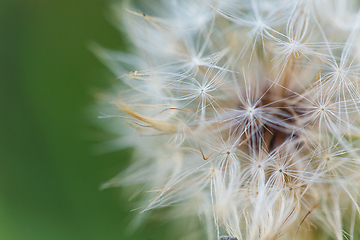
left=96, top=0, right=360, bottom=239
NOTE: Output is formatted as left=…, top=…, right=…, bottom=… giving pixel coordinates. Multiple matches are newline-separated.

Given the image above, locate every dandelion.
left=95, top=0, right=360, bottom=239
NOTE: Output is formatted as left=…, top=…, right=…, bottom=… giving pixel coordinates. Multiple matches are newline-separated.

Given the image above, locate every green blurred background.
left=2, top=1, right=359, bottom=240
left=0, top=0, right=172, bottom=239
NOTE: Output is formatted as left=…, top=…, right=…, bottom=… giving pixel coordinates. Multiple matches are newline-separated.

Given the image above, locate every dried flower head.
left=95, top=0, right=360, bottom=239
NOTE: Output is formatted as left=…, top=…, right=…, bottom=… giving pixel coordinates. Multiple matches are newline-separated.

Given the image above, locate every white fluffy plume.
left=95, top=0, right=360, bottom=239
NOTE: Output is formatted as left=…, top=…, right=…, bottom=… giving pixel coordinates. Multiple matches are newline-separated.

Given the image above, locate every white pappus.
left=94, top=0, right=360, bottom=239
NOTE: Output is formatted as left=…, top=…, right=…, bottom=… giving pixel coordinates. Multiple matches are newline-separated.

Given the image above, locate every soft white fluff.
left=95, top=0, right=360, bottom=239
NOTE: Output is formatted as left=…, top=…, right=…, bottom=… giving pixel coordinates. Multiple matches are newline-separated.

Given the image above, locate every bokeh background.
left=3, top=1, right=360, bottom=240
left=0, top=0, right=174, bottom=239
